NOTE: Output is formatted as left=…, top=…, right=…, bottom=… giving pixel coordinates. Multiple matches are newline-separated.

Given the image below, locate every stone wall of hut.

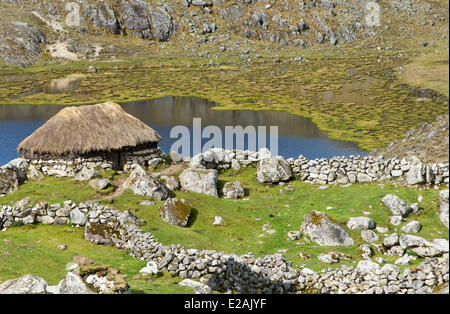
left=21, top=143, right=164, bottom=177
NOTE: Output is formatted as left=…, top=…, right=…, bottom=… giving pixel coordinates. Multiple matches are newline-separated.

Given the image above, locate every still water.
left=0, top=96, right=367, bottom=165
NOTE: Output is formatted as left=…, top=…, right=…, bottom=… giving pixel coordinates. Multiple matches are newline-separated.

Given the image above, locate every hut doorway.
left=112, top=151, right=124, bottom=171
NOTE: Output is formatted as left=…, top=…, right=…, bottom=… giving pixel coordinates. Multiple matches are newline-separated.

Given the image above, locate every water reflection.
left=0, top=97, right=367, bottom=164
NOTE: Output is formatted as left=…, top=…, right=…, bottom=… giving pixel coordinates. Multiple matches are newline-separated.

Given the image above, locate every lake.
left=0, top=96, right=367, bottom=165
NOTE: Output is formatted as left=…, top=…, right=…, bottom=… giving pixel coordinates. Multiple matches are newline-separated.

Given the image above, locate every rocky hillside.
left=0, top=0, right=448, bottom=66
left=374, top=114, right=449, bottom=164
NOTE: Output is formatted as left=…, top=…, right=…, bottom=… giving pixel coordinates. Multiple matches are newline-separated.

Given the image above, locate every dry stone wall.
left=187, top=148, right=449, bottom=186
left=23, top=147, right=164, bottom=177
left=1, top=199, right=448, bottom=294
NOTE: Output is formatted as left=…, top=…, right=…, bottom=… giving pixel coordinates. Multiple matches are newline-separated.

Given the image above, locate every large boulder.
left=131, top=175, right=169, bottom=201
left=123, top=165, right=169, bottom=200
left=2, top=158, right=28, bottom=183
left=74, top=167, right=97, bottom=181
left=382, top=194, right=411, bottom=217
left=347, top=217, right=376, bottom=230
left=84, top=222, right=120, bottom=245
left=89, top=178, right=110, bottom=191
left=300, top=211, right=354, bottom=246
left=440, top=189, right=449, bottom=228
left=150, top=7, right=177, bottom=42
left=0, top=169, right=19, bottom=195
left=56, top=272, right=93, bottom=294
left=159, top=198, right=191, bottom=227
left=405, top=156, right=425, bottom=185
left=179, top=168, right=218, bottom=197
left=28, top=165, right=44, bottom=181
left=401, top=221, right=422, bottom=234
left=222, top=181, right=245, bottom=199
left=0, top=274, right=48, bottom=294
left=70, top=208, right=87, bottom=226
left=256, top=156, right=293, bottom=183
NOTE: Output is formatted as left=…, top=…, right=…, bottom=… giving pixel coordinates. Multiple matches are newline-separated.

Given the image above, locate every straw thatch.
left=18, top=102, right=162, bottom=155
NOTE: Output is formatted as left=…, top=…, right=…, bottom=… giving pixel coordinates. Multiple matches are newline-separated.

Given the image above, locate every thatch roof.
left=18, top=102, right=162, bottom=155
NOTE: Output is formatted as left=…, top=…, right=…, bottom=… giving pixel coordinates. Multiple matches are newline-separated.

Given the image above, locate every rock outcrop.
left=0, top=169, right=18, bottom=196
left=179, top=168, right=218, bottom=197
left=0, top=274, right=48, bottom=294
left=222, top=181, right=244, bottom=199
left=300, top=211, right=354, bottom=246
left=256, top=156, right=293, bottom=183
left=122, top=165, right=169, bottom=201
left=382, top=194, right=412, bottom=217
left=159, top=198, right=191, bottom=227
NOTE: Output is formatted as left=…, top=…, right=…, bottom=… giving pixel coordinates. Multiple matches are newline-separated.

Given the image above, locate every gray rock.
left=160, top=176, right=180, bottom=191
left=399, top=234, right=427, bottom=249
left=169, top=151, right=182, bottom=163
left=256, top=156, right=293, bottom=183
left=2, top=158, right=28, bottom=183
left=401, top=221, right=422, bottom=234
left=139, top=261, right=159, bottom=276
left=222, top=181, right=244, bottom=199
left=28, top=165, right=44, bottom=181
left=0, top=274, right=47, bottom=294
left=41, top=216, right=55, bottom=225
left=84, top=222, right=117, bottom=245
left=440, top=189, right=449, bottom=228
left=179, top=168, right=218, bottom=197
left=0, top=169, right=18, bottom=195
left=356, top=260, right=380, bottom=274
left=300, top=211, right=354, bottom=246
left=318, top=251, right=350, bottom=264
left=150, top=7, right=177, bottom=42
left=395, top=254, right=415, bottom=265
left=405, top=156, right=425, bottom=185
left=382, top=194, right=411, bottom=217
left=389, top=216, right=403, bottom=226
left=384, top=233, right=399, bottom=247
left=159, top=198, right=191, bottom=227
left=89, top=179, right=110, bottom=191
left=70, top=208, right=87, bottom=226
left=74, top=167, right=97, bottom=181
left=213, top=216, right=223, bottom=225
left=361, top=230, right=379, bottom=243
left=347, top=217, right=376, bottom=230
left=123, top=166, right=169, bottom=200
left=56, top=272, right=93, bottom=294
left=288, top=231, right=301, bottom=241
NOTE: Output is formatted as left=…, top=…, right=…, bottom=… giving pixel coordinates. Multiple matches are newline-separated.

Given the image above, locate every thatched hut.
left=18, top=102, right=162, bottom=172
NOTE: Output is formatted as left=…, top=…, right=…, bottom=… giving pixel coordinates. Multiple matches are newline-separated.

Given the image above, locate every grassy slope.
left=0, top=225, right=193, bottom=294
left=1, top=167, right=448, bottom=291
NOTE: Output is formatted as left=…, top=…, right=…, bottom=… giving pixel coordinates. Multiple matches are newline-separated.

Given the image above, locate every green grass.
left=1, top=167, right=448, bottom=291
left=0, top=224, right=193, bottom=293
